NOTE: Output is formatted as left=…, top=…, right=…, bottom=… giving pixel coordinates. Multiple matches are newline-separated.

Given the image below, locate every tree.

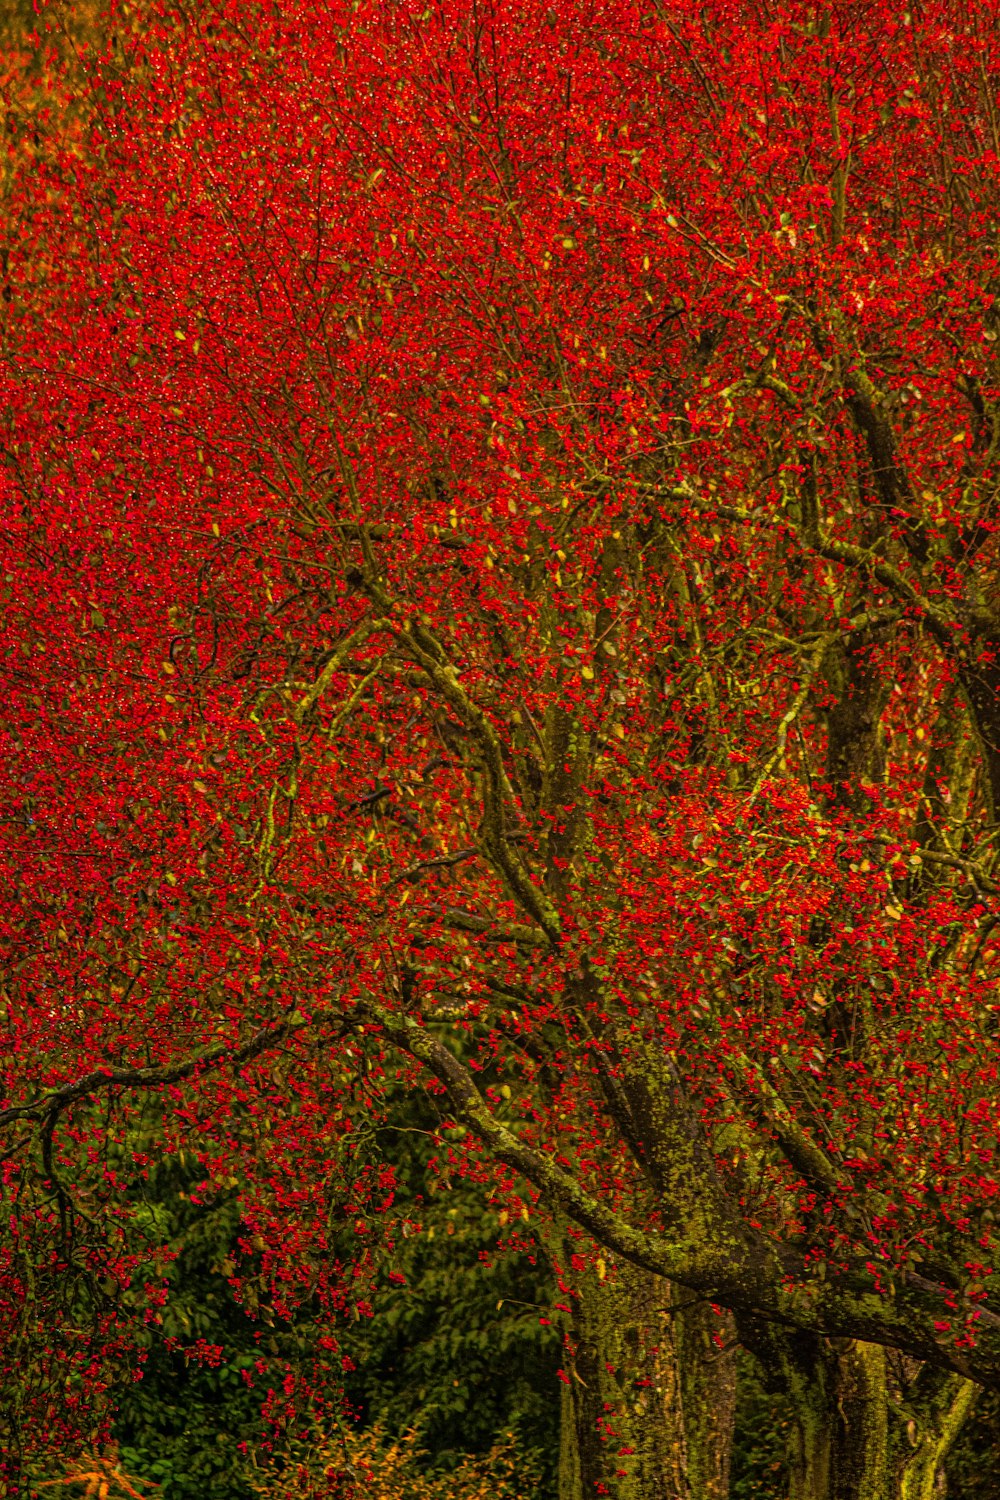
left=3, top=0, right=1000, bottom=1493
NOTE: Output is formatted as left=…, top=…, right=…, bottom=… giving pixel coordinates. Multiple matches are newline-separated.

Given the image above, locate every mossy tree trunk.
left=558, top=1260, right=736, bottom=1500
left=740, top=1320, right=978, bottom=1500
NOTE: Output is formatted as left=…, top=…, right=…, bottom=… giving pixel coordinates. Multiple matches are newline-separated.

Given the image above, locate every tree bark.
left=740, top=1321, right=977, bottom=1500
left=832, top=1342, right=889, bottom=1500
left=897, top=1371, right=979, bottom=1500
left=558, top=1260, right=735, bottom=1500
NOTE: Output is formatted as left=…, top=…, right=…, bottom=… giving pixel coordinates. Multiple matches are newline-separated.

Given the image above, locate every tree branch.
left=0, top=1011, right=314, bottom=1132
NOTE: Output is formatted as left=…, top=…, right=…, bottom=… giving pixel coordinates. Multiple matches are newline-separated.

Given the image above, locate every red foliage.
left=3, top=0, right=1000, bottom=1467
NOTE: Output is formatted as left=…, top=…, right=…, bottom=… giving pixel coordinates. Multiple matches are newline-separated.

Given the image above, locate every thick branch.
left=359, top=997, right=1000, bottom=1387
left=841, top=364, right=929, bottom=562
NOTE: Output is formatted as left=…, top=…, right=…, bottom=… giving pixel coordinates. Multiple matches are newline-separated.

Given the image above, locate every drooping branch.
left=355, top=994, right=724, bottom=1283
left=0, top=1009, right=319, bottom=1133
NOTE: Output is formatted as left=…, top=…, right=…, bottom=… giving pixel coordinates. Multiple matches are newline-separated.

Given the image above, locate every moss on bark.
left=558, top=1261, right=734, bottom=1500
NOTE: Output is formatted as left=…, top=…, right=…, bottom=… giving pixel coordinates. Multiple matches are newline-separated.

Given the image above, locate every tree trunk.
left=897, top=1373, right=979, bottom=1500
left=740, top=1321, right=977, bottom=1500
left=832, top=1342, right=889, bottom=1500
left=558, top=1259, right=736, bottom=1500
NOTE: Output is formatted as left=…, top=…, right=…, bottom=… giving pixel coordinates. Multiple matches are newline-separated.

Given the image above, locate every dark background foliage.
left=113, top=1094, right=562, bottom=1499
